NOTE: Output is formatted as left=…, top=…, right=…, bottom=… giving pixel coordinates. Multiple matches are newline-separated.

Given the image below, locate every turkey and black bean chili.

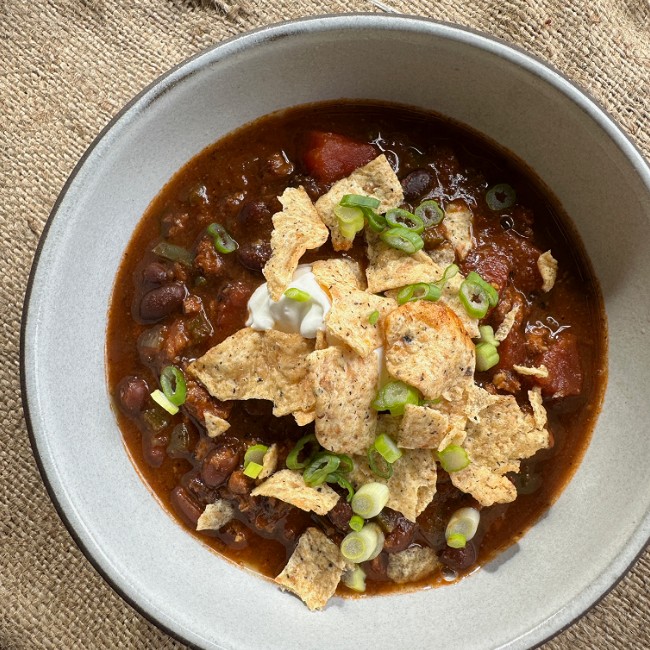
left=107, top=102, right=606, bottom=601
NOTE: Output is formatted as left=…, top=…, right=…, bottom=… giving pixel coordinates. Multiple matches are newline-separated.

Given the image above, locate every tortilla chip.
left=537, top=250, right=558, bottom=292
left=263, top=186, right=329, bottom=300
left=397, top=403, right=451, bottom=449
left=494, top=303, right=521, bottom=342
left=427, top=242, right=456, bottom=266
left=441, top=201, right=473, bottom=261
left=315, top=155, right=403, bottom=251
left=294, top=410, right=316, bottom=426
left=204, top=412, right=231, bottom=438
left=528, top=387, right=548, bottom=430
left=375, top=413, right=401, bottom=438
left=312, top=258, right=365, bottom=292
left=196, top=500, right=235, bottom=531
left=387, top=546, right=440, bottom=584
left=450, top=393, right=550, bottom=506
left=308, top=345, right=379, bottom=455
left=349, top=449, right=437, bottom=522
left=384, top=302, right=475, bottom=400
left=258, top=444, right=279, bottom=480
left=315, top=329, right=328, bottom=351
left=325, top=285, right=395, bottom=357
left=451, top=465, right=517, bottom=505
left=251, top=469, right=339, bottom=515
left=458, top=383, right=496, bottom=422
left=439, top=272, right=480, bottom=339
left=366, top=230, right=441, bottom=293
left=513, top=364, right=549, bottom=378
left=275, top=527, right=347, bottom=610
left=188, top=328, right=314, bottom=417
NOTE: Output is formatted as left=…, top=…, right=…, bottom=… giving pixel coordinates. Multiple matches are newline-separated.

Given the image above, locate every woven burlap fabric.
left=1, top=0, right=648, bottom=647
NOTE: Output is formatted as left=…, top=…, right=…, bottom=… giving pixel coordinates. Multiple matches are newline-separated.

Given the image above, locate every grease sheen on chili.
left=107, top=101, right=606, bottom=596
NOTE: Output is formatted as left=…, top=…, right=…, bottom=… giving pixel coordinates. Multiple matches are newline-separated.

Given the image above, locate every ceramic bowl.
left=22, top=14, right=650, bottom=650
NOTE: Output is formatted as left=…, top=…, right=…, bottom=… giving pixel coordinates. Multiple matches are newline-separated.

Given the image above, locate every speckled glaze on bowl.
left=22, top=14, right=650, bottom=650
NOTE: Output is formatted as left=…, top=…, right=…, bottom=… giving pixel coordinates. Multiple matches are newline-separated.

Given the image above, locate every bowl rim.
left=20, top=12, right=650, bottom=650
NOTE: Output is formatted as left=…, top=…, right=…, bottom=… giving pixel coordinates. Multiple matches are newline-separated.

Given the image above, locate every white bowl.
left=22, top=14, right=650, bottom=650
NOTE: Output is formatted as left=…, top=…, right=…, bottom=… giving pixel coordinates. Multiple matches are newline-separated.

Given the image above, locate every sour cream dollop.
left=246, top=265, right=331, bottom=339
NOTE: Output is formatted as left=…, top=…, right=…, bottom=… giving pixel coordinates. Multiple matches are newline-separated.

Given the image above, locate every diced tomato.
left=534, top=332, right=583, bottom=398
left=494, top=325, right=526, bottom=372
left=463, top=242, right=512, bottom=294
left=502, top=233, right=544, bottom=294
left=303, top=132, right=377, bottom=183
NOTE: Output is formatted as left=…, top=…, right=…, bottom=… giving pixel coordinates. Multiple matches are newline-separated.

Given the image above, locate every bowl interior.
left=23, top=15, right=650, bottom=650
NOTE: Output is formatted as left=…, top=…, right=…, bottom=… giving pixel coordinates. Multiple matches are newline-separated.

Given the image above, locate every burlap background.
left=2, top=0, right=648, bottom=647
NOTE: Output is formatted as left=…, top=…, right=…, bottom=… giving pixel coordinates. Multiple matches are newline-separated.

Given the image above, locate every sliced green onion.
left=349, top=515, right=365, bottom=532
left=244, top=444, right=268, bottom=468
left=150, top=389, right=179, bottom=415
left=477, top=324, right=499, bottom=347
left=351, top=482, right=390, bottom=519
left=334, top=205, right=365, bottom=240
left=303, top=452, right=340, bottom=487
left=373, top=433, right=402, bottom=464
left=414, top=199, right=445, bottom=227
left=337, top=454, right=354, bottom=474
left=284, top=288, right=311, bottom=302
left=420, top=397, right=442, bottom=406
left=368, top=447, right=393, bottom=479
left=365, top=209, right=387, bottom=232
left=286, top=433, right=319, bottom=470
left=368, top=310, right=380, bottom=325
left=379, top=226, right=424, bottom=254
left=459, top=271, right=499, bottom=319
left=440, top=263, right=459, bottom=283
left=365, top=523, right=385, bottom=560
left=372, top=380, right=420, bottom=416
left=475, top=342, right=500, bottom=371
left=486, top=183, right=517, bottom=211
left=326, top=471, right=355, bottom=502
left=207, top=222, right=238, bottom=254
left=396, top=282, right=442, bottom=305
left=445, top=507, right=480, bottom=548
left=342, top=565, right=366, bottom=592
left=447, top=533, right=467, bottom=549
left=243, top=461, right=264, bottom=479
left=437, top=444, right=470, bottom=472
left=385, top=208, right=424, bottom=234
left=340, top=194, right=381, bottom=210
left=152, top=241, right=194, bottom=266
left=340, top=523, right=384, bottom=563
left=160, top=365, right=187, bottom=407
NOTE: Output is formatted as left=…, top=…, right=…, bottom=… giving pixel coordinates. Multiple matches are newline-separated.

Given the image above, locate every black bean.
left=235, top=201, right=272, bottom=233
left=236, top=241, right=272, bottom=271
left=116, top=376, right=149, bottom=417
left=139, top=282, right=186, bottom=321
left=401, top=169, right=434, bottom=202
left=327, top=500, right=353, bottom=532
left=170, top=486, right=202, bottom=526
left=364, top=552, right=389, bottom=581
left=438, top=541, right=478, bottom=571
left=142, top=261, right=172, bottom=284
left=142, top=432, right=167, bottom=469
left=201, top=445, right=241, bottom=487
left=382, top=517, right=416, bottom=553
